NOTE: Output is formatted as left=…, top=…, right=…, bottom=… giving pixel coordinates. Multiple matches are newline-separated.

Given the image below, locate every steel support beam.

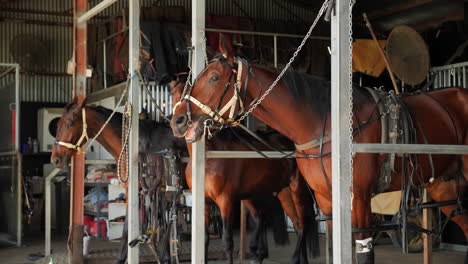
left=128, top=0, right=140, bottom=263
left=191, top=0, right=206, bottom=263
left=352, top=143, right=468, bottom=154
left=206, top=151, right=295, bottom=158
left=331, top=0, right=353, bottom=263
left=70, top=0, right=87, bottom=262
left=76, top=0, right=118, bottom=24
left=45, top=168, right=62, bottom=256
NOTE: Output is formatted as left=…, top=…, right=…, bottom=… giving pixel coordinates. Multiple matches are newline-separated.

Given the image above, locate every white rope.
left=84, top=75, right=134, bottom=152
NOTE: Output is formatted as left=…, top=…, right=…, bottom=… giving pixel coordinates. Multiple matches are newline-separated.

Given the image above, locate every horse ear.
left=218, top=33, right=233, bottom=62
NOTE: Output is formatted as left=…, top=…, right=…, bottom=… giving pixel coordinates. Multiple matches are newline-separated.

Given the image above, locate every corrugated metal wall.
left=0, top=0, right=316, bottom=103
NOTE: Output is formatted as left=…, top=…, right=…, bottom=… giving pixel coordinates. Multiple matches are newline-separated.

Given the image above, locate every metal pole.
left=273, top=35, right=278, bottom=68
left=15, top=64, right=21, bottom=247
left=16, top=152, right=22, bottom=247
left=205, top=28, right=330, bottom=40
left=70, top=0, right=87, bottom=262
left=76, top=0, right=118, bottom=24
left=192, top=0, right=206, bottom=263
left=128, top=0, right=140, bottom=263
left=45, top=168, right=61, bottom=256
left=331, top=0, right=353, bottom=263
left=352, top=143, right=468, bottom=155
left=103, top=41, right=107, bottom=89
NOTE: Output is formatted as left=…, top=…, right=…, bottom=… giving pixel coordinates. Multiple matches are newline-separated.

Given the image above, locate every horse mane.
left=210, top=54, right=371, bottom=116
left=89, top=106, right=124, bottom=133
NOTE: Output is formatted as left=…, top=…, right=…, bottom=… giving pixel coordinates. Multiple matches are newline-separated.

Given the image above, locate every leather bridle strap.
left=173, top=58, right=245, bottom=125
left=55, top=108, right=89, bottom=153
left=295, top=134, right=331, bottom=150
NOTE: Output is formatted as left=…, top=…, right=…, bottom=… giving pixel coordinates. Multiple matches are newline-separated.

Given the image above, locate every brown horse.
left=51, top=97, right=316, bottom=263
left=170, top=37, right=468, bottom=263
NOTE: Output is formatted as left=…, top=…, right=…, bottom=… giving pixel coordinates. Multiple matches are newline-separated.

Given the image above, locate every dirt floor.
left=0, top=232, right=465, bottom=264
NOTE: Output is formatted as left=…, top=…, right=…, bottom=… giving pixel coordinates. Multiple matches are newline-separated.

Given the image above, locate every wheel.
left=390, top=210, right=440, bottom=253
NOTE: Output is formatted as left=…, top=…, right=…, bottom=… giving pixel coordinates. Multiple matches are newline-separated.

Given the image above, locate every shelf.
left=84, top=210, right=108, bottom=217
left=85, top=181, right=111, bottom=186
left=85, top=159, right=116, bottom=164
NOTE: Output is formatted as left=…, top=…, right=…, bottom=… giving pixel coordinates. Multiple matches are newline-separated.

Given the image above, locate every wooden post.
left=69, top=0, right=87, bottom=262
left=423, top=190, right=432, bottom=264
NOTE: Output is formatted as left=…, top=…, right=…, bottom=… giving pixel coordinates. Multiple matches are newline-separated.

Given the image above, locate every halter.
left=54, top=108, right=89, bottom=153
left=173, top=56, right=247, bottom=126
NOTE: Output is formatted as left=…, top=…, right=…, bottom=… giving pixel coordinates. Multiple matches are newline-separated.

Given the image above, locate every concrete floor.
left=0, top=232, right=465, bottom=264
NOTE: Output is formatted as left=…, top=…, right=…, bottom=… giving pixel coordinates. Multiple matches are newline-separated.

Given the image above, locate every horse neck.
left=84, top=106, right=122, bottom=160
left=246, top=67, right=327, bottom=146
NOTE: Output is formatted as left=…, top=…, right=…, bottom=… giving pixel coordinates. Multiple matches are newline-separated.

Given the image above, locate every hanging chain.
left=117, top=102, right=132, bottom=183
left=236, top=0, right=330, bottom=123
left=178, top=30, right=209, bottom=108
left=348, top=0, right=356, bottom=194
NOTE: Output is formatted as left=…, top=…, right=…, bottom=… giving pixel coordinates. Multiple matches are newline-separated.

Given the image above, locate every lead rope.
left=117, top=102, right=132, bottom=183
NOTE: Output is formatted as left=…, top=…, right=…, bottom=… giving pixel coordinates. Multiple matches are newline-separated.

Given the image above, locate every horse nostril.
left=175, top=115, right=187, bottom=127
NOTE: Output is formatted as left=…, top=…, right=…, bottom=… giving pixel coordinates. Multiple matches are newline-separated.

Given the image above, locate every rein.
left=54, top=108, right=89, bottom=153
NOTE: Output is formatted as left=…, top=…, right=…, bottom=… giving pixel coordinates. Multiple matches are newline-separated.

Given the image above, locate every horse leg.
left=243, top=200, right=263, bottom=261
left=352, top=193, right=374, bottom=264
left=218, top=198, right=235, bottom=264
left=288, top=178, right=309, bottom=264
left=113, top=218, right=128, bottom=264
left=425, top=177, right=468, bottom=240
left=205, top=201, right=211, bottom=264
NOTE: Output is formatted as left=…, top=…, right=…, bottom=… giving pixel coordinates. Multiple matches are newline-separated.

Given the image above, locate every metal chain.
left=117, top=102, right=132, bottom=183
left=237, top=0, right=330, bottom=123
left=178, top=30, right=208, bottom=107
left=349, top=0, right=356, bottom=195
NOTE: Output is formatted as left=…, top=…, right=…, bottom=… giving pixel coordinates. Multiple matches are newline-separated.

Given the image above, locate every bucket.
left=83, top=215, right=93, bottom=233
left=90, top=220, right=107, bottom=237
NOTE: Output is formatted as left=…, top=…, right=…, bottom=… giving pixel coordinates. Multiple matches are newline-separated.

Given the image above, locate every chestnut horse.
left=170, top=37, right=468, bottom=263
left=51, top=97, right=317, bottom=263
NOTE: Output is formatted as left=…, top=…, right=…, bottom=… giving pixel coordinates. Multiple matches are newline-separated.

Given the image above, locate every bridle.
left=54, top=108, right=89, bottom=153
left=173, top=56, right=253, bottom=128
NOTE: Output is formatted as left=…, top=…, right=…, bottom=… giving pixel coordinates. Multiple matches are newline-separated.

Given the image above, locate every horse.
left=170, top=36, right=468, bottom=264
left=51, top=97, right=317, bottom=263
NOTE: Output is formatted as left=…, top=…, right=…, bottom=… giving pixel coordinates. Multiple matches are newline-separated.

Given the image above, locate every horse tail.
left=266, top=195, right=290, bottom=246
left=304, top=189, right=320, bottom=258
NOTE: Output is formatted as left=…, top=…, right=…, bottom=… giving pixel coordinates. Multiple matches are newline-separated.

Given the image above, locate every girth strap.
left=295, top=134, right=331, bottom=150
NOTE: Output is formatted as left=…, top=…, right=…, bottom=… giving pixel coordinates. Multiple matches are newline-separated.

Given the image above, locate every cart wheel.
left=390, top=211, right=440, bottom=253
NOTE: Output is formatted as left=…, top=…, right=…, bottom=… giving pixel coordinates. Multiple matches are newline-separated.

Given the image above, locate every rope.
left=85, top=74, right=135, bottom=152
left=117, top=102, right=132, bottom=183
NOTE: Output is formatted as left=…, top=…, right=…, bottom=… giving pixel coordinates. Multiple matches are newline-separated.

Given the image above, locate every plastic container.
left=83, top=215, right=93, bottom=233
left=90, top=219, right=107, bottom=237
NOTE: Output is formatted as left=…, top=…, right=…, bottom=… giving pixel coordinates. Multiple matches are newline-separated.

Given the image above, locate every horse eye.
left=210, top=75, right=219, bottom=82
left=67, top=122, right=73, bottom=128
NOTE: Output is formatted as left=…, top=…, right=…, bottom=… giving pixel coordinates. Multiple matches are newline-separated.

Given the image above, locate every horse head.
left=170, top=34, right=248, bottom=143
left=51, top=96, right=87, bottom=168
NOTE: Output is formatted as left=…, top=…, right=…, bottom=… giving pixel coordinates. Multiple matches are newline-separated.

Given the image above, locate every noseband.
left=54, top=108, right=89, bottom=153
left=173, top=56, right=250, bottom=127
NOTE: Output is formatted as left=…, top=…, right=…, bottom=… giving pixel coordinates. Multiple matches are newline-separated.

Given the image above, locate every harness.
left=54, top=108, right=89, bottom=153
left=173, top=56, right=252, bottom=127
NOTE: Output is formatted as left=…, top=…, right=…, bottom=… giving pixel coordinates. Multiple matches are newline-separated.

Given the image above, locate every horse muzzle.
left=51, top=154, right=70, bottom=169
